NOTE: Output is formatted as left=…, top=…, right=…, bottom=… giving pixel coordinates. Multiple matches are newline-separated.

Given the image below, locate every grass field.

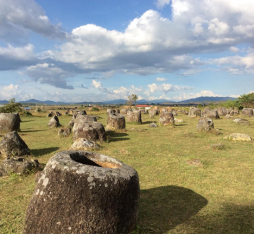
left=1, top=109, right=254, bottom=233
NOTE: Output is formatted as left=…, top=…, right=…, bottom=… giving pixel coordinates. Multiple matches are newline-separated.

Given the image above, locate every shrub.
left=222, top=99, right=239, bottom=108
left=91, top=107, right=99, bottom=111
left=0, top=98, right=22, bottom=113
left=21, top=111, right=33, bottom=116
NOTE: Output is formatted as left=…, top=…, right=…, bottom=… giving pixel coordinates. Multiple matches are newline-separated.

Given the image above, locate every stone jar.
left=241, top=108, right=253, bottom=116
left=197, top=117, right=214, bottom=132
left=126, top=110, right=142, bottom=124
left=0, top=131, right=30, bottom=157
left=0, top=113, right=20, bottom=133
left=159, top=111, right=174, bottom=126
left=188, top=107, right=201, bottom=117
left=72, top=121, right=106, bottom=142
left=47, top=116, right=60, bottom=128
left=23, top=151, right=140, bottom=234
left=106, top=113, right=126, bottom=130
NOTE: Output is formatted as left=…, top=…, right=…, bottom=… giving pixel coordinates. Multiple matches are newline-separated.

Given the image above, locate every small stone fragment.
left=0, top=157, right=39, bottom=176
left=223, top=133, right=252, bottom=141
left=210, top=144, right=225, bottom=150
left=149, top=122, right=158, bottom=128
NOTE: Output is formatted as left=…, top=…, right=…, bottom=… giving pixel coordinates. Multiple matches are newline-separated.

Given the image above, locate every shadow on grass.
left=185, top=203, right=254, bottom=234
left=107, top=132, right=130, bottom=142
left=139, top=185, right=208, bottom=233
left=21, top=120, right=34, bottom=122
left=110, top=137, right=130, bottom=142
left=21, top=129, right=45, bottom=133
left=107, top=132, right=128, bottom=137
left=31, top=147, right=60, bottom=157
left=142, top=121, right=157, bottom=124
left=175, top=123, right=188, bottom=127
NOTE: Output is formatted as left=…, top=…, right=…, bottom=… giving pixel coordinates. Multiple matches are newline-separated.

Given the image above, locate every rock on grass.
left=223, top=133, right=252, bottom=142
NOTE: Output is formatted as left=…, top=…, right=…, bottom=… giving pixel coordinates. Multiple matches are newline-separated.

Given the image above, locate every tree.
left=126, top=94, right=138, bottom=106
left=0, top=98, right=22, bottom=113
left=237, top=93, right=254, bottom=108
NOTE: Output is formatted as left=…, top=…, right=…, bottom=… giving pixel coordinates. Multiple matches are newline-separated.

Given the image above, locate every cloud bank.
left=0, top=0, right=254, bottom=101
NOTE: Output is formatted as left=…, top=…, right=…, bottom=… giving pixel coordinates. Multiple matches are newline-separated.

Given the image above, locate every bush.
left=197, top=104, right=203, bottom=109
left=91, top=107, right=99, bottom=111
left=21, top=111, right=33, bottom=116
left=222, top=99, right=239, bottom=109
left=0, top=98, right=22, bottom=113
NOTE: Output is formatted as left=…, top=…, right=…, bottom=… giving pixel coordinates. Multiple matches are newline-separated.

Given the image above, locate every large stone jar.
left=149, top=109, right=158, bottom=118
left=126, top=110, right=142, bottom=124
left=197, top=117, right=214, bottom=132
left=73, top=121, right=106, bottom=142
left=188, top=107, right=201, bottom=117
left=241, top=108, right=253, bottom=116
left=23, top=151, right=140, bottom=234
left=0, top=113, right=20, bottom=133
left=106, top=113, right=126, bottom=130
left=159, top=111, right=174, bottom=126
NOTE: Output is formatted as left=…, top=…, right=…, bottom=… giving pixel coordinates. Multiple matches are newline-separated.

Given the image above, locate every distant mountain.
left=19, top=99, right=66, bottom=105
left=0, top=100, right=8, bottom=104
left=102, top=99, right=175, bottom=104
left=143, top=99, right=175, bottom=104
left=1, top=96, right=236, bottom=106
left=102, top=99, right=127, bottom=104
left=179, top=96, right=236, bottom=103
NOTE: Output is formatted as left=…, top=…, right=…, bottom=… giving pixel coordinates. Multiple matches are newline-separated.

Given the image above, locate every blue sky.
left=0, top=0, right=254, bottom=102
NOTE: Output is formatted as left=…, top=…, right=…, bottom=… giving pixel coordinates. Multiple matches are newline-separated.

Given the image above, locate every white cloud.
left=156, top=77, right=166, bottom=81
left=0, top=84, right=22, bottom=100
left=208, top=18, right=229, bottom=36
left=0, top=44, right=37, bottom=70
left=24, top=63, right=74, bottom=89
left=230, top=46, right=239, bottom=53
left=172, top=0, right=190, bottom=16
left=92, top=80, right=113, bottom=94
left=92, top=80, right=102, bottom=89
left=2, top=0, right=254, bottom=88
left=0, top=0, right=66, bottom=42
left=180, top=69, right=201, bottom=76
left=155, top=0, right=171, bottom=9
left=91, top=80, right=142, bottom=100
left=39, top=0, right=254, bottom=82
left=148, top=83, right=193, bottom=93
left=230, top=94, right=240, bottom=98
left=172, top=90, right=222, bottom=101
left=213, top=49, right=254, bottom=74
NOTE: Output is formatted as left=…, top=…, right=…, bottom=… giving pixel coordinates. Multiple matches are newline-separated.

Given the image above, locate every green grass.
left=1, top=110, right=254, bottom=233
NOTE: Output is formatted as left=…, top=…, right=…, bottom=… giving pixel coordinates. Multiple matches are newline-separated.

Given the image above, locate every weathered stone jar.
left=188, top=107, right=201, bottom=117
left=197, top=117, right=214, bottom=132
left=126, top=110, right=142, bottom=124
left=23, top=151, right=140, bottom=234
left=0, top=113, right=20, bottom=133
left=106, top=113, right=126, bottom=130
